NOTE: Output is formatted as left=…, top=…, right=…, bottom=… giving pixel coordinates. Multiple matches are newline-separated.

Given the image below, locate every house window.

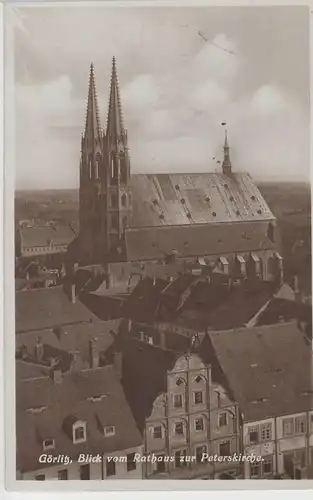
left=295, top=417, right=306, bottom=435
left=263, top=456, right=273, bottom=475
left=126, top=452, right=136, bottom=472
left=283, top=418, right=294, bottom=437
left=175, top=422, right=184, bottom=435
left=106, top=459, right=116, bottom=477
left=194, top=391, right=203, bottom=405
left=173, top=394, right=183, bottom=408
left=250, top=463, right=260, bottom=478
left=248, top=426, right=259, bottom=444
left=218, top=413, right=227, bottom=427
left=153, top=426, right=162, bottom=439
left=155, top=455, right=166, bottom=473
left=80, top=464, right=90, bottom=480
left=219, top=440, right=231, bottom=457
left=260, top=423, right=272, bottom=441
left=35, top=474, right=45, bottom=481
left=195, top=417, right=204, bottom=432
left=196, top=445, right=207, bottom=463
left=74, top=425, right=86, bottom=442
left=104, top=425, right=115, bottom=437
left=175, top=449, right=187, bottom=468
left=57, top=469, right=68, bottom=480
left=43, top=438, right=55, bottom=450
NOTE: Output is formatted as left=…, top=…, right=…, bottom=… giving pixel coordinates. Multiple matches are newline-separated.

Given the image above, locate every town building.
left=112, top=337, right=242, bottom=479
left=199, top=321, right=313, bottom=479
left=69, top=58, right=283, bottom=288
left=16, top=365, right=143, bottom=480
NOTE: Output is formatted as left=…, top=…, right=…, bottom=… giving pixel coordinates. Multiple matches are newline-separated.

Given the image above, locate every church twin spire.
left=84, top=57, right=125, bottom=146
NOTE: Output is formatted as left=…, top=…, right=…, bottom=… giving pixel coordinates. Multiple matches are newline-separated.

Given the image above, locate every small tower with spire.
left=222, top=130, right=232, bottom=175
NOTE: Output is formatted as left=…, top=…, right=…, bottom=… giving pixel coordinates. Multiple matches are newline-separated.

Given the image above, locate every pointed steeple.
left=84, top=63, right=101, bottom=141
left=222, top=129, right=232, bottom=175
left=106, top=56, right=126, bottom=144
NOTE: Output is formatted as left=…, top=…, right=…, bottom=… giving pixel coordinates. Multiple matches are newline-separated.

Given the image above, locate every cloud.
left=13, top=7, right=310, bottom=188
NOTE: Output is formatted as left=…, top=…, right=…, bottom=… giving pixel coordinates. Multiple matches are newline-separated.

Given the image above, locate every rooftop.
left=20, top=224, right=76, bottom=249
left=129, top=173, right=275, bottom=227
left=207, top=321, right=312, bottom=422
left=16, top=365, right=142, bottom=473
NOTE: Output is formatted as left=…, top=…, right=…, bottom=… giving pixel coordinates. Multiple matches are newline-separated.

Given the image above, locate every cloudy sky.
left=11, top=5, right=310, bottom=189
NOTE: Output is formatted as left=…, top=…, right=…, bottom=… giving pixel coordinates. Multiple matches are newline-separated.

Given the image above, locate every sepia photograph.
left=6, top=1, right=313, bottom=486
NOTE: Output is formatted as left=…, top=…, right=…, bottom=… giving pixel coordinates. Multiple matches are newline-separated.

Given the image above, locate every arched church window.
left=122, top=216, right=128, bottom=228
left=121, top=194, right=127, bottom=208
left=88, top=155, right=93, bottom=179
left=120, top=153, right=127, bottom=184
left=95, top=154, right=101, bottom=179
left=267, top=222, right=275, bottom=243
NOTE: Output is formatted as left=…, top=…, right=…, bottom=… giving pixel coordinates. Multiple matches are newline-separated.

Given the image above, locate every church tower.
left=222, top=130, right=232, bottom=175
left=79, top=63, right=105, bottom=263
left=78, top=58, right=131, bottom=264
left=103, top=56, right=132, bottom=259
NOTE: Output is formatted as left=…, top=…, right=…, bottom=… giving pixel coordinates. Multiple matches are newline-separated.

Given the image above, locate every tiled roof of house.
left=125, top=221, right=276, bottom=262
left=16, top=286, right=97, bottom=333
left=15, top=318, right=121, bottom=373
left=207, top=322, right=312, bottom=422
left=117, top=337, right=178, bottom=430
left=129, top=173, right=275, bottom=227
left=16, top=365, right=143, bottom=473
left=20, top=224, right=76, bottom=249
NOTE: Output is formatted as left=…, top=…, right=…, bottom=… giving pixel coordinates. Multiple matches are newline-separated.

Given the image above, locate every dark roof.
left=125, top=221, right=276, bottom=262
left=119, top=337, right=178, bottom=430
left=16, top=286, right=97, bottom=333
left=208, top=322, right=313, bottom=422
left=16, top=365, right=142, bottom=473
left=20, top=224, right=76, bottom=248
left=16, top=319, right=121, bottom=373
left=129, top=173, right=274, bottom=227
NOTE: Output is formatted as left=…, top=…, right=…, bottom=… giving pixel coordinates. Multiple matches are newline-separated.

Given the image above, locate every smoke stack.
left=89, top=339, right=99, bottom=369
left=71, top=284, right=76, bottom=304
left=52, top=369, right=62, bottom=383
left=35, top=336, right=44, bottom=361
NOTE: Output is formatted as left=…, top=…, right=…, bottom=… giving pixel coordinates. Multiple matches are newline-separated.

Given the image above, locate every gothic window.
left=267, top=222, right=275, bottom=242
left=111, top=153, right=118, bottom=185
left=122, top=216, right=128, bottom=228
left=95, top=154, right=101, bottom=179
left=120, top=154, right=128, bottom=184
left=121, top=194, right=127, bottom=207
left=88, top=155, right=93, bottom=179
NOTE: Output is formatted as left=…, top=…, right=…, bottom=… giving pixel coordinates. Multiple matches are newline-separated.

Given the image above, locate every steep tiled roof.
left=125, top=221, right=276, bottom=262
left=208, top=322, right=312, bottom=422
left=129, top=173, right=275, bottom=227
left=20, top=224, right=76, bottom=249
left=16, top=365, right=142, bottom=473
left=16, top=286, right=97, bottom=333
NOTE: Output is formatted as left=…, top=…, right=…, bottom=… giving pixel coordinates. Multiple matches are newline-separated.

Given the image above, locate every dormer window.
left=104, top=425, right=115, bottom=437
left=72, top=421, right=87, bottom=444
left=43, top=439, right=55, bottom=450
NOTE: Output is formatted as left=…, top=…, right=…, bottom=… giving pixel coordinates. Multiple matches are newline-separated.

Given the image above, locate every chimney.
left=71, top=283, right=76, bottom=304
left=113, top=351, right=122, bottom=379
left=52, top=369, right=62, bottom=383
left=89, top=339, right=99, bottom=369
left=35, top=336, right=44, bottom=361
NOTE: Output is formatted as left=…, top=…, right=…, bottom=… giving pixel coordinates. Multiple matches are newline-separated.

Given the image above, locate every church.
left=72, top=57, right=283, bottom=285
